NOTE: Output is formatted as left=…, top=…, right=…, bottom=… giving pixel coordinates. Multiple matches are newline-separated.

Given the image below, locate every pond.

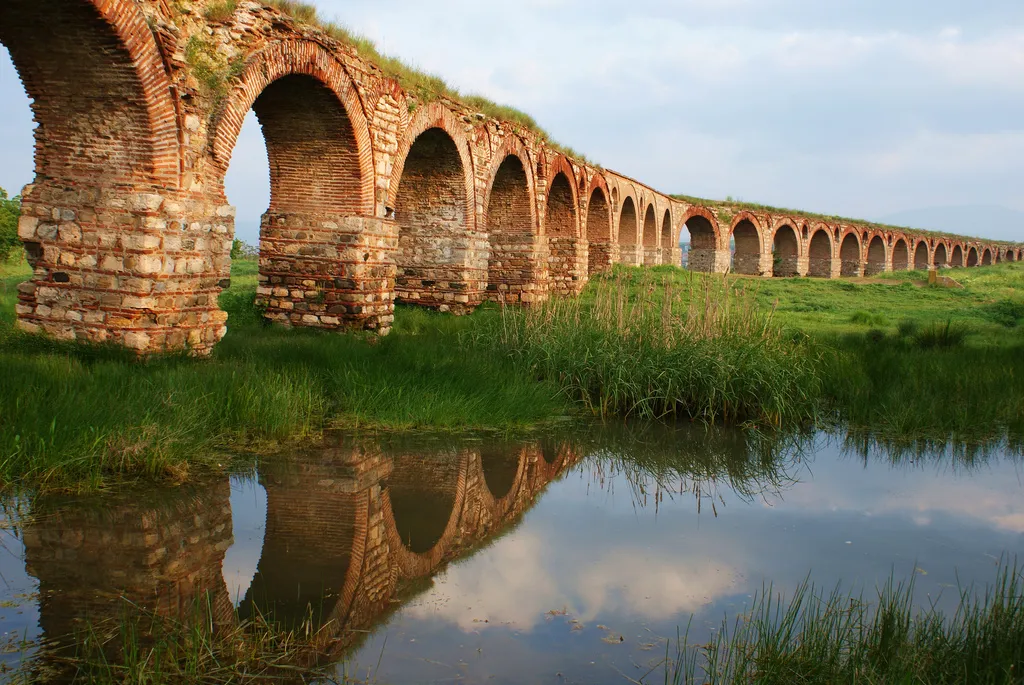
left=1, top=425, right=1021, bottom=683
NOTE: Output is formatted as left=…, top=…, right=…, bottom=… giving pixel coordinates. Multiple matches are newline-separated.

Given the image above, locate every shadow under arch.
left=586, top=183, right=613, bottom=274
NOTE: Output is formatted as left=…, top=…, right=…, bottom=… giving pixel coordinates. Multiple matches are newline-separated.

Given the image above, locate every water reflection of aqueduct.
left=23, top=438, right=581, bottom=667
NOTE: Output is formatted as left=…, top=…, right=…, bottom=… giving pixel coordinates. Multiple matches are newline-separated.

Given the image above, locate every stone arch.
left=913, top=241, right=929, bottom=270
left=212, top=41, right=374, bottom=214
left=892, top=237, right=910, bottom=270
left=485, top=151, right=541, bottom=303
left=681, top=207, right=722, bottom=273
left=839, top=231, right=862, bottom=277
left=0, top=0, right=181, bottom=188
left=951, top=244, right=965, bottom=267
left=546, top=165, right=582, bottom=295
left=660, top=210, right=673, bottom=265
left=618, top=195, right=640, bottom=265
left=1007, top=248, right=1017, bottom=263
left=967, top=246, right=980, bottom=267
left=982, top=248, right=993, bottom=266
left=391, top=105, right=478, bottom=310
left=383, top=450, right=469, bottom=578
left=585, top=181, right=613, bottom=274
left=730, top=213, right=765, bottom=276
left=772, top=223, right=801, bottom=277
left=866, top=234, right=888, bottom=275
left=213, top=41, right=387, bottom=330
left=807, top=226, right=835, bottom=278
left=642, top=204, right=659, bottom=265
left=933, top=242, right=948, bottom=268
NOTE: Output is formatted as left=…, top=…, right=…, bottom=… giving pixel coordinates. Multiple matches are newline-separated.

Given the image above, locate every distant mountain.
left=876, top=205, right=1024, bottom=243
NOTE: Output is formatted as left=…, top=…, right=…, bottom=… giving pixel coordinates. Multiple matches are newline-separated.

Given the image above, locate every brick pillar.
left=16, top=185, right=231, bottom=353
left=256, top=213, right=397, bottom=332
left=687, top=247, right=730, bottom=273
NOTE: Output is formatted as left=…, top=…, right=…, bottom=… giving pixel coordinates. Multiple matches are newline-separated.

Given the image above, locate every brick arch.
left=967, top=245, right=980, bottom=267
left=839, top=229, right=863, bottom=277
left=484, top=143, right=542, bottom=302
left=1007, top=248, right=1017, bottom=263
left=660, top=209, right=673, bottom=265
left=933, top=241, right=949, bottom=268
left=389, top=104, right=478, bottom=309
left=585, top=177, right=613, bottom=274
left=807, top=224, right=835, bottom=278
left=866, top=233, right=889, bottom=275
left=772, top=220, right=801, bottom=277
left=680, top=206, right=722, bottom=273
left=617, top=187, right=641, bottom=265
left=642, top=203, right=659, bottom=265
left=730, top=212, right=766, bottom=276
left=913, top=239, right=930, bottom=270
left=0, top=0, right=181, bottom=187
left=211, top=40, right=375, bottom=214
left=951, top=243, right=965, bottom=267
left=891, top=236, right=910, bottom=271
left=546, top=164, right=583, bottom=294
left=982, top=247, right=994, bottom=265
left=382, top=451, right=470, bottom=579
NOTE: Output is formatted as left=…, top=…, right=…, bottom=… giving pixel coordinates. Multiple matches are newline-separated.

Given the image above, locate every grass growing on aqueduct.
left=1, top=255, right=1023, bottom=490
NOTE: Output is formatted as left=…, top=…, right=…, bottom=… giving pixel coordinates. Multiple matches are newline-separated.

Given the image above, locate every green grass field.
left=2, top=257, right=1021, bottom=490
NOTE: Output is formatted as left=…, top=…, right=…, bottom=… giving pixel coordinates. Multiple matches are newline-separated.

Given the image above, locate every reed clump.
left=487, top=271, right=825, bottom=427
left=668, top=562, right=1024, bottom=684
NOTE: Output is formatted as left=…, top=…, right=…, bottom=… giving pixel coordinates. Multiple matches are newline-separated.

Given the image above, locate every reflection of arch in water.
left=383, top=450, right=470, bottom=578
left=238, top=468, right=372, bottom=631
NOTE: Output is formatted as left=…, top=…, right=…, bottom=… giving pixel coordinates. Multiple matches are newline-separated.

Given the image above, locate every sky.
left=1, top=0, right=1023, bottom=244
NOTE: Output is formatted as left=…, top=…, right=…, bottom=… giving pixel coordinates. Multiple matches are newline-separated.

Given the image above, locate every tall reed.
left=487, top=271, right=825, bottom=427
left=668, top=561, right=1024, bottom=684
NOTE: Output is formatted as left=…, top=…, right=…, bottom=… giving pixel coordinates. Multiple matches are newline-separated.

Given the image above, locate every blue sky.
left=1, top=0, right=1022, bottom=244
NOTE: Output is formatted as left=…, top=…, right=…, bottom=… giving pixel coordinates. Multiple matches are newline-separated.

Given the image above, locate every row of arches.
left=677, top=211, right=1021, bottom=278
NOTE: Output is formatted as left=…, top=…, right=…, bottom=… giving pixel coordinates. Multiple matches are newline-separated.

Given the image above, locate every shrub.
left=0, top=188, right=21, bottom=263
left=850, top=310, right=888, bottom=327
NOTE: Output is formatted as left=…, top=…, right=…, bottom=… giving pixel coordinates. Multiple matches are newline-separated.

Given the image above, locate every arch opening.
left=772, top=225, right=800, bottom=277
left=248, top=74, right=374, bottom=326
left=951, top=245, right=964, bottom=267
left=486, top=155, right=536, bottom=302
left=395, top=128, right=471, bottom=309
left=617, top=197, right=639, bottom=265
left=642, top=205, right=659, bottom=266
left=967, top=247, right=979, bottom=267
left=933, top=243, right=948, bottom=268
left=660, top=211, right=673, bottom=265
left=1007, top=250, right=1017, bottom=263
left=807, top=230, right=834, bottom=278
left=913, top=242, right=930, bottom=270
left=840, top=233, right=862, bottom=277
left=586, top=187, right=612, bottom=274
left=982, top=248, right=993, bottom=266
left=481, top=447, right=521, bottom=501
left=546, top=172, right=581, bottom=295
left=731, top=220, right=763, bottom=275
left=891, top=239, right=909, bottom=271
left=684, top=215, right=718, bottom=272
left=387, top=452, right=461, bottom=556
left=239, top=474, right=356, bottom=630
left=866, top=236, right=887, bottom=275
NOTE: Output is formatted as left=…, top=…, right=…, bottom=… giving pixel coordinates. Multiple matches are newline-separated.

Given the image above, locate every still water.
left=1, top=426, right=1022, bottom=683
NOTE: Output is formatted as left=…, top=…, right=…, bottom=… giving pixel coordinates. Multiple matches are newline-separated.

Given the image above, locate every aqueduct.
left=2, top=0, right=1020, bottom=353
